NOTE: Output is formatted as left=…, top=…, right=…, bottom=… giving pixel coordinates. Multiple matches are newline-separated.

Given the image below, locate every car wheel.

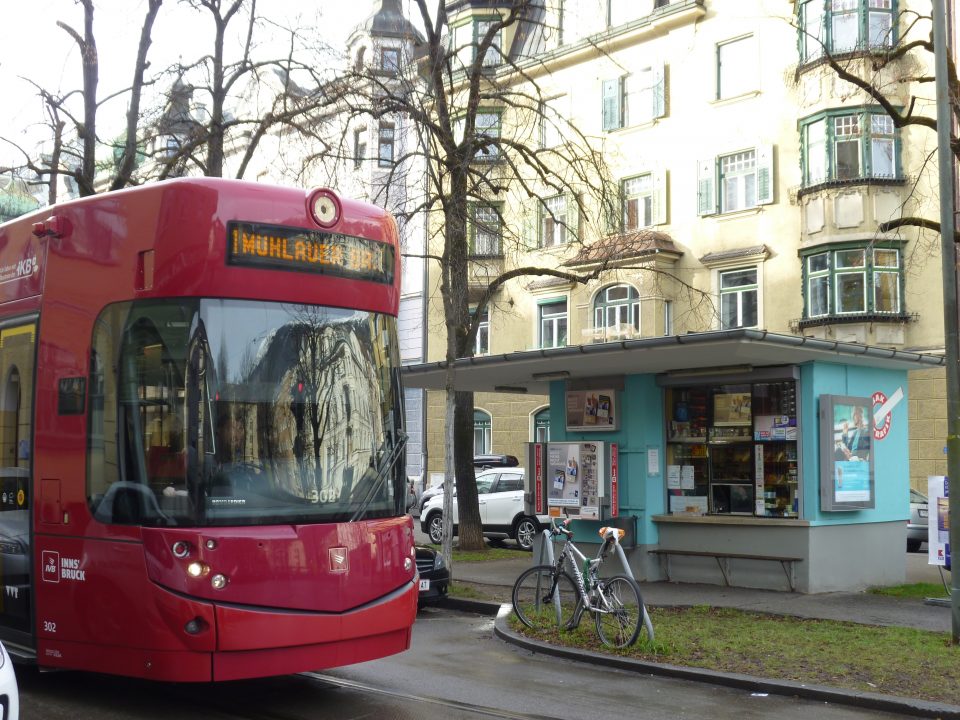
left=427, top=513, right=444, bottom=544
left=514, top=516, right=539, bottom=551
left=907, top=538, right=921, bottom=553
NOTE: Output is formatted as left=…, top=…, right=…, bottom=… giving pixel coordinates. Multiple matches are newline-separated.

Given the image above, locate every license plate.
left=919, top=509, right=928, bottom=518
left=419, top=579, right=430, bottom=591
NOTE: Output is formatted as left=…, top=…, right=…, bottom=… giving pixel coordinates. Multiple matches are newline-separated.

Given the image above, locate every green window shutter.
left=602, top=79, right=621, bottom=131
left=652, top=63, right=666, bottom=119
left=651, top=169, right=667, bottom=225
left=756, top=144, right=774, bottom=205
left=565, top=193, right=580, bottom=242
left=697, top=159, right=716, bottom=216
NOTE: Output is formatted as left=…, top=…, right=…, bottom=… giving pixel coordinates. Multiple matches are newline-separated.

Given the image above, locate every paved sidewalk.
left=452, top=554, right=951, bottom=631
left=443, top=553, right=959, bottom=719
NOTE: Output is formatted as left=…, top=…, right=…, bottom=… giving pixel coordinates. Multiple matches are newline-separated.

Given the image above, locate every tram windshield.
left=87, top=299, right=405, bottom=526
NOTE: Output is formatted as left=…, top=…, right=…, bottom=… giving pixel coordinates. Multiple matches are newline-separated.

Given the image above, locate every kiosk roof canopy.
left=402, top=329, right=944, bottom=394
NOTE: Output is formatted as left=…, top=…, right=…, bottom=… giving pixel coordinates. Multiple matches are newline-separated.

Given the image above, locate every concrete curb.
left=488, top=603, right=960, bottom=719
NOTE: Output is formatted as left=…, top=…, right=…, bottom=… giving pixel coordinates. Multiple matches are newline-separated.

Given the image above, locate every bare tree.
left=0, top=0, right=162, bottom=199
left=321, top=0, right=702, bottom=561
left=150, top=0, right=338, bottom=182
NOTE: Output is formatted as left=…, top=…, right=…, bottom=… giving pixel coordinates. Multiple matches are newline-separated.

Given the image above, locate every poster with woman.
left=819, top=395, right=875, bottom=510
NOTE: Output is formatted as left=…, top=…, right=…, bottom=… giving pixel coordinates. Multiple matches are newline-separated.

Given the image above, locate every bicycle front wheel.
left=594, top=575, right=643, bottom=648
left=512, top=565, right=579, bottom=630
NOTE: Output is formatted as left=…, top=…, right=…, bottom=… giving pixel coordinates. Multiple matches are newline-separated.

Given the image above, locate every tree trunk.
left=453, top=389, right=484, bottom=550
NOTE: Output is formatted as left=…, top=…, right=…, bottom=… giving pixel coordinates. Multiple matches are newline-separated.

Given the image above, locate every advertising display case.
left=819, top=394, right=874, bottom=511
left=526, top=441, right=615, bottom=520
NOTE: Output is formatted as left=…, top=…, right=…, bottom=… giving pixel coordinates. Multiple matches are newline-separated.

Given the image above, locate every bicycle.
left=511, top=518, right=645, bottom=648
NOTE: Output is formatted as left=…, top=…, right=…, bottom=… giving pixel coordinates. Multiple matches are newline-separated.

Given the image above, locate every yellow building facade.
left=423, top=0, right=946, bottom=491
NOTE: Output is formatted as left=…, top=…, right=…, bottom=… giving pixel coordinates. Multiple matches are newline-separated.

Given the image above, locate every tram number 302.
left=43, top=621, right=57, bottom=633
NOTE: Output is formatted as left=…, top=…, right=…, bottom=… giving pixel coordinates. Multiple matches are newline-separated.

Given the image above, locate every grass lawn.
left=507, top=605, right=960, bottom=706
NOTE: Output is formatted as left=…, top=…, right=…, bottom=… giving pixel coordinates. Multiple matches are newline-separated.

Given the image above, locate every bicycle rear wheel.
left=594, top=575, right=643, bottom=648
left=512, top=565, right=579, bottom=630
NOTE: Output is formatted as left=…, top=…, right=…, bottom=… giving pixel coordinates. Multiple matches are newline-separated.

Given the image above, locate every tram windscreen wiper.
left=349, top=432, right=407, bottom=522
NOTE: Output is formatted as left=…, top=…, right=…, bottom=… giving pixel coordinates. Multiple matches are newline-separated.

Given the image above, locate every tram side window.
left=88, top=303, right=189, bottom=525
left=0, top=322, right=35, bottom=633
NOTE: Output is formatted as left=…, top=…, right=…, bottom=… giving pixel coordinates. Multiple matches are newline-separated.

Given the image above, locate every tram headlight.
left=211, top=573, right=228, bottom=590
left=404, top=557, right=414, bottom=573
left=309, top=188, right=341, bottom=228
left=186, top=561, right=210, bottom=578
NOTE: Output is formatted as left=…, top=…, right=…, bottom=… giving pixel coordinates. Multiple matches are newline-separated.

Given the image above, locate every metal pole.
left=932, top=0, right=960, bottom=643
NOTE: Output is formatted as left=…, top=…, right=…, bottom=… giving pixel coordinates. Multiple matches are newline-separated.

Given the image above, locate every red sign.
left=610, top=443, right=619, bottom=518
left=535, top=443, right=543, bottom=514
left=872, top=391, right=891, bottom=440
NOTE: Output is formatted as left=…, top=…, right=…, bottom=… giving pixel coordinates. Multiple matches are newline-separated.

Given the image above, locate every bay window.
left=798, top=0, right=897, bottom=63
left=801, top=109, right=901, bottom=187
left=801, top=245, right=904, bottom=321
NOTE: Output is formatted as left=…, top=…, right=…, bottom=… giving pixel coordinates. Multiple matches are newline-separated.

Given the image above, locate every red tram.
left=0, top=178, right=417, bottom=681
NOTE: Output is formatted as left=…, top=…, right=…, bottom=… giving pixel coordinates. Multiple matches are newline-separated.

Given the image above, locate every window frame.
left=468, top=202, right=503, bottom=257
left=592, top=284, right=640, bottom=338
left=800, top=243, right=904, bottom=321
left=377, top=122, right=395, bottom=168
left=474, top=409, right=492, bottom=454
left=716, top=35, right=758, bottom=101
left=353, top=128, right=366, bottom=170
left=719, top=149, right=758, bottom=213
left=718, top=267, right=759, bottom=329
left=800, top=107, right=902, bottom=188
left=471, top=306, right=490, bottom=356
left=602, top=65, right=666, bottom=132
left=541, top=195, right=567, bottom=248
left=798, top=0, right=898, bottom=63
left=538, top=297, right=568, bottom=349
left=380, top=46, right=400, bottom=74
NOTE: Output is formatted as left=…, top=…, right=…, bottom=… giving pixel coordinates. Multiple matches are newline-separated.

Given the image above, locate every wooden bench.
left=648, top=549, right=803, bottom=592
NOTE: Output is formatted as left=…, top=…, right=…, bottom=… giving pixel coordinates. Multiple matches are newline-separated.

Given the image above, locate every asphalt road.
left=17, top=605, right=915, bottom=720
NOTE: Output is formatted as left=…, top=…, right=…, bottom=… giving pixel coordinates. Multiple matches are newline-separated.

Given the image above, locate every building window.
left=698, top=146, right=773, bottom=216
left=533, top=407, right=551, bottom=442
left=801, top=109, right=900, bottom=187
left=719, top=268, right=759, bottom=329
left=380, top=47, right=400, bottom=74
left=717, top=35, right=757, bottom=100
left=540, top=95, right=567, bottom=148
left=474, top=409, right=492, bottom=454
left=720, top=150, right=756, bottom=213
left=623, top=175, right=653, bottom=230
left=469, top=203, right=502, bottom=256
left=539, top=299, right=568, bottom=349
left=353, top=128, right=366, bottom=169
left=798, top=0, right=896, bottom=62
left=593, top=284, right=639, bottom=339
left=541, top=196, right=568, bottom=247
left=457, top=111, right=502, bottom=161
left=451, top=18, right=502, bottom=67
left=602, top=65, right=665, bottom=132
left=472, top=307, right=490, bottom=355
left=378, top=123, right=395, bottom=167
left=801, top=245, right=903, bottom=320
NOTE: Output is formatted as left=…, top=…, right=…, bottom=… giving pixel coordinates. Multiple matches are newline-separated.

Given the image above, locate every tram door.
left=0, top=323, right=35, bottom=635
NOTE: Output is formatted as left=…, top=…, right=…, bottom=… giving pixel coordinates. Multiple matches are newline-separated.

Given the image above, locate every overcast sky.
left=0, top=0, right=377, bottom=167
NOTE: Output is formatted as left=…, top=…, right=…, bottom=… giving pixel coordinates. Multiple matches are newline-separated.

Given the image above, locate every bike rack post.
left=613, top=541, right=655, bottom=643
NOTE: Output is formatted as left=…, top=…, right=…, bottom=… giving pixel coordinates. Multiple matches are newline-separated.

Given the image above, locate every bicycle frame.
left=536, top=521, right=655, bottom=641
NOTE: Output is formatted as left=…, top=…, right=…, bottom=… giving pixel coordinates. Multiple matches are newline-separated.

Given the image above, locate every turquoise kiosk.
left=404, top=330, right=943, bottom=592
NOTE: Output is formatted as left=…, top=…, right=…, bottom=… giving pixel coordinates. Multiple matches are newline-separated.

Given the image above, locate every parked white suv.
left=419, top=468, right=548, bottom=550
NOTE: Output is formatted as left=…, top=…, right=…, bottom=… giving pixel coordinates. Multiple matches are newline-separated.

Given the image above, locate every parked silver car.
left=908, top=488, right=928, bottom=553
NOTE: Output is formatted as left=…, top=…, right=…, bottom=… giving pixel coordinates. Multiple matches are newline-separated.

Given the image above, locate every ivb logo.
left=42, top=551, right=60, bottom=583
